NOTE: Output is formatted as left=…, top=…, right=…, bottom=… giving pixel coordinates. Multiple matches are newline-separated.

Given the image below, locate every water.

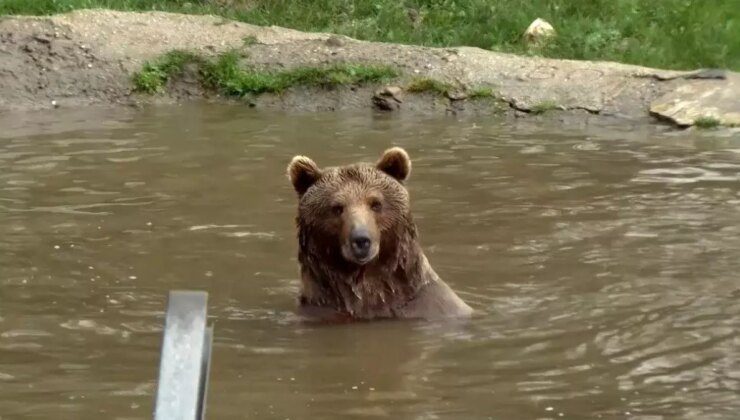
left=1, top=103, right=739, bottom=419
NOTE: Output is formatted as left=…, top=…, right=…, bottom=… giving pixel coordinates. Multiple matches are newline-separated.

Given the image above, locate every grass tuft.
left=468, top=87, right=496, bottom=99
left=241, top=35, right=258, bottom=46
left=694, top=116, right=721, bottom=129
left=132, top=50, right=203, bottom=93
left=404, top=81, right=499, bottom=100
left=405, top=77, right=453, bottom=95
left=529, top=100, right=559, bottom=115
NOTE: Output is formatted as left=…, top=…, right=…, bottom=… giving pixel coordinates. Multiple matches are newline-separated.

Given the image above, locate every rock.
left=685, top=68, right=726, bottom=80
left=376, top=86, right=403, bottom=101
left=325, top=36, right=344, bottom=47
left=523, top=18, right=555, bottom=45
left=372, top=96, right=398, bottom=111
left=445, top=90, right=468, bottom=101
left=372, top=86, right=403, bottom=111
left=407, top=8, right=422, bottom=28
left=649, top=72, right=740, bottom=127
left=33, top=34, right=51, bottom=44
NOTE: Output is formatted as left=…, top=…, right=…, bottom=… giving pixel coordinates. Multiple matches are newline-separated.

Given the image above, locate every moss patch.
left=134, top=50, right=398, bottom=96
left=241, top=35, right=258, bottom=46
left=405, top=79, right=500, bottom=101
left=529, top=100, right=560, bottom=115
left=405, top=77, right=453, bottom=96
left=694, top=116, right=721, bottom=129
left=468, top=87, right=496, bottom=99
left=202, top=52, right=398, bottom=95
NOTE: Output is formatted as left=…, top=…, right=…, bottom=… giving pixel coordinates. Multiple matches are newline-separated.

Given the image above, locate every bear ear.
left=376, top=147, right=411, bottom=182
left=287, top=155, right=321, bottom=196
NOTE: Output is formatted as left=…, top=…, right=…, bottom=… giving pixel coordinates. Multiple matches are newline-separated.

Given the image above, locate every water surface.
left=1, top=104, right=739, bottom=419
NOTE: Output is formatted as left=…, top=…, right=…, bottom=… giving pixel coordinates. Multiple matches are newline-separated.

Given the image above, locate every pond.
left=1, top=104, right=739, bottom=419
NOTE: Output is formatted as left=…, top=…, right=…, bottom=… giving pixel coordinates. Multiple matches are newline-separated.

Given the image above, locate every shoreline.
left=0, top=10, right=737, bottom=128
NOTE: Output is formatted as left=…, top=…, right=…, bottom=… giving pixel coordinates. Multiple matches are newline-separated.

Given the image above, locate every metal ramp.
left=153, top=291, right=213, bottom=420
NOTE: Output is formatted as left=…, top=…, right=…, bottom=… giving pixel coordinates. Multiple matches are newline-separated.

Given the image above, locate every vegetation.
left=529, top=100, right=559, bottom=114
left=134, top=52, right=506, bottom=103
left=133, top=49, right=398, bottom=95
left=133, top=50, right=204, bottom=93
left=404, top=80, right=500, bottom=99
left=405, top=77, right=453, bottom=95
left=1, top=0, right=737, bottom=71
left=468, top=87, right=496, bottom=99
left=693, top=116, right=721, bottom=129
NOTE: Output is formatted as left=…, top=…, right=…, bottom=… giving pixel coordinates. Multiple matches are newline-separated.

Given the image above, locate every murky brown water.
left=1, top=103, right=739, bottom=419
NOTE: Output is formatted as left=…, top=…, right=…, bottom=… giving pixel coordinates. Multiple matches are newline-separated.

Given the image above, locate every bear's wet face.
left=288, top=148, right=412, bottom=267
left=330, top=185, right=382, bottom=265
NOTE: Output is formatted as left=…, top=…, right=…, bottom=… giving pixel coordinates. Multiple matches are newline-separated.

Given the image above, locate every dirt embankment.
left=0, top=10, right=738, bottom=127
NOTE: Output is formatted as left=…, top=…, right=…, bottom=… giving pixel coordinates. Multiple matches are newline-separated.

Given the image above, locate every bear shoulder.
left=398, top=278, right=473, bottom=320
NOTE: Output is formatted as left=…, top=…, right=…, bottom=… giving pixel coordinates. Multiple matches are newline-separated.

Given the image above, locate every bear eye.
left=370, top=200, right=383, bottom=213
left=331, top=204, right=344, bottom=216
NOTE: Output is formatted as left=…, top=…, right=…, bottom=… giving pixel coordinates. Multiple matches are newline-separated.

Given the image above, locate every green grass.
left=202, top=52, right=397, bottom=95
left=133, top=49, right=398, bottom=95
left=529, top=100, right=559, bottom=114
left=694, top=116, right=721, bottom=129
left=132, top=50, right=203, bottom=93
left=405, top=79, right=502, bottom=101
left=405, top=77, right=453, bottom=95
left=1, top=0, right=738, bottom=71
left=241, top=35, right=258, bottom=46
left=468, top=87, right=496, bottom=99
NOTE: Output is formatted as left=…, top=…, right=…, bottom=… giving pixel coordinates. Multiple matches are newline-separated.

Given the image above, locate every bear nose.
left=350, top=228, right=372, bottom=256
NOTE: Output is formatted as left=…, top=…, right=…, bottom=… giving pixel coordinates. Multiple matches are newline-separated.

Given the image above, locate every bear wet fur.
left=287, top=147, right=473, bottom=321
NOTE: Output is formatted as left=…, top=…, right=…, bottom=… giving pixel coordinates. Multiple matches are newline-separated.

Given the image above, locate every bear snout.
left=350, top=228, right=372, bottom=256
left=342, top=225, right=379, bottom=265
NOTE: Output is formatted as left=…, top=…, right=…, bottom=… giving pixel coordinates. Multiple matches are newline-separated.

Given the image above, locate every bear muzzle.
left=343, top=226, right=379, bottom=265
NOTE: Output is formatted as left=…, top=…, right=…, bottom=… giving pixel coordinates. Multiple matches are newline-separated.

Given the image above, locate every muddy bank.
left=0, top=10, right=738, bottom=127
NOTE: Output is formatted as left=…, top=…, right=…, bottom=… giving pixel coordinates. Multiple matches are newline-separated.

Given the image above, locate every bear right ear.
left=287, top=155, right=321, bottom=196
left=377, top=147, right=411, bottom=182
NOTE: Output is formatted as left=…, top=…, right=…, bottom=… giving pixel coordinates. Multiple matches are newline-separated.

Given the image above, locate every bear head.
left=287, top=147, right=413, bottom=267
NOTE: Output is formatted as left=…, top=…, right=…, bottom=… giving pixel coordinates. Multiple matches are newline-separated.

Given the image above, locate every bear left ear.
left=287, top=155, right=321, bottom=196
left=376, top=147, right=411, bottom=182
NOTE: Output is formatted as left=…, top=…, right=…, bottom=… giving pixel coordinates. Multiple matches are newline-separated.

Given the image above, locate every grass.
left=468, top=87, right=496, bottom=99
left=693, top=116, right=721, bottom=129
left=529, top=100, right=559, bottom=114
left=133, top=49, right=398, bottom=95
left=241, top=35, right=258, bottom=46
left=1, top=0, right=738, bottom=71
left=405, top=78, right=503, bottom=102
left=405, top=77, right=453, bottom=95
left=133, top=50, right=504, bottom=102
left=132, top=50, right=203, bottom=93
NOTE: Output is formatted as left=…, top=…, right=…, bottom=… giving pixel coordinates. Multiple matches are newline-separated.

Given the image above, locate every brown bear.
left=286, top=147, right=473, bottom=321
